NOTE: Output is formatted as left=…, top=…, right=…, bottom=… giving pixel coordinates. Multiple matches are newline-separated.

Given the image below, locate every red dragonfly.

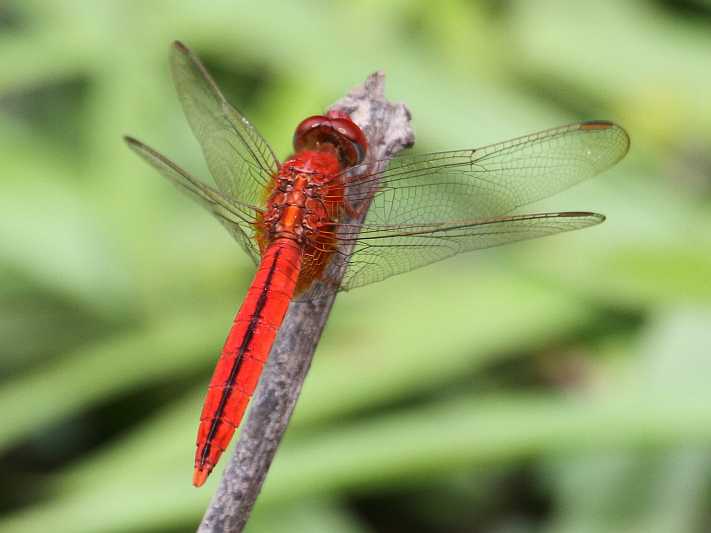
left=125, top=41, right=629, bottom=487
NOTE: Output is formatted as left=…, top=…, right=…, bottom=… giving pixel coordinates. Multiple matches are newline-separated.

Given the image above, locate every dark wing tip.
left=123, top=136, right=151, bottom=154
left=580, top=120, right=615, bottom=130
left=557, top=211, right=606, bottom=223
left=172, top=40, right=189, bottom=54
left=579, top=120, right=631, bottom=161
left=123, top=136, right=160, bottom=161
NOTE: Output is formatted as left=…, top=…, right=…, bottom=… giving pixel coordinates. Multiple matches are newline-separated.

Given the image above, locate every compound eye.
left=329, top=117, right=368, bottom=166
left=294, top=116, right=327, bottom=140
left=293, top=114, right=368, bottom=167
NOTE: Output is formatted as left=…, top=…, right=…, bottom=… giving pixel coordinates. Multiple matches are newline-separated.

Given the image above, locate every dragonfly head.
left=293, top=112, right=367, bottom=167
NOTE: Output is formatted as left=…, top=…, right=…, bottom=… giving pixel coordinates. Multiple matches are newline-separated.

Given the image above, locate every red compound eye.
left=293, top=115, right=329, bottom=141
left=293, top=113, right=367, bottom=166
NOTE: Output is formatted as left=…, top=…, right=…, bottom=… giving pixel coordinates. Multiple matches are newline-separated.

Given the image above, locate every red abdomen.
left=193, top=238, right=302, bottom=486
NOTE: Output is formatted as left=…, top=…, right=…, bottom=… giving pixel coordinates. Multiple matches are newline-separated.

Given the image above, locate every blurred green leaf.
left=3, top=0, right=711, bottom=531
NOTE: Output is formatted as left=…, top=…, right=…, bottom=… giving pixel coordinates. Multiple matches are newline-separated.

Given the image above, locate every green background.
left=2, top=1, right=711, bottom=532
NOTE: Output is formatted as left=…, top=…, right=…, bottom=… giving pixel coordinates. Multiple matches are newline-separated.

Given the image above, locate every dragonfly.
left=124, top=41, right=629, bottom=487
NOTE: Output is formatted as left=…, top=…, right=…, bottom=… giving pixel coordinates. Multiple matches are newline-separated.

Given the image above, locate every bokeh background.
left=2, top=1, right=711, bottom=532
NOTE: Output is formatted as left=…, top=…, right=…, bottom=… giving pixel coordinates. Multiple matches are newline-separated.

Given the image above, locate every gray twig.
left=197, top=72, right=414, bottom=533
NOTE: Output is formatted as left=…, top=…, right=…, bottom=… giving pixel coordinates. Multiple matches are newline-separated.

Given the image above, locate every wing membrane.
left=124, top=136, right=262, bottom=264
left=170, top=41, right=279, bottom=205
left=341, top=121, right=629, bottom=227
left=337, top=212, right=604, bottom=290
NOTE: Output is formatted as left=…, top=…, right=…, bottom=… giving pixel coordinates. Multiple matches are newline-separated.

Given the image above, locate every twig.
left=197, top=72, right=414, bottom=533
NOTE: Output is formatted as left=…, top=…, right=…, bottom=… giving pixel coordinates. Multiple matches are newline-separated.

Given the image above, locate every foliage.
left=2, top=1, right=711, bottom=532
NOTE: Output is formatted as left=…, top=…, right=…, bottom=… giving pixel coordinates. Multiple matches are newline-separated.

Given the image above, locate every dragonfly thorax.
left=261, top=156, right=341, bottom=247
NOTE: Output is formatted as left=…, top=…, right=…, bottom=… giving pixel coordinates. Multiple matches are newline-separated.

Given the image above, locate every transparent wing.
left=337, top=212, right=604, bottom=290
left=340, top=121, right=629, bottom=226
left=124, top=136, right=262, bottom=264
left=170, top=41, right=279, bottom=206
left=316, top=121, right=626, bottom=290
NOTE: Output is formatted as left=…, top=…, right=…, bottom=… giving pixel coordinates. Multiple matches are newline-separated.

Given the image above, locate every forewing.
left=343, top=121, right=629, bottom=226
left=124, top=136, right=262, bottom=264
left=339, top=212, right=604, bottom=290
left=170, top=41, right=279, bottom=206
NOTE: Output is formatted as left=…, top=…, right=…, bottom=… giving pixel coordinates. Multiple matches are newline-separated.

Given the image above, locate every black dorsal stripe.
left=198, top=245, right=284, bottom=469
